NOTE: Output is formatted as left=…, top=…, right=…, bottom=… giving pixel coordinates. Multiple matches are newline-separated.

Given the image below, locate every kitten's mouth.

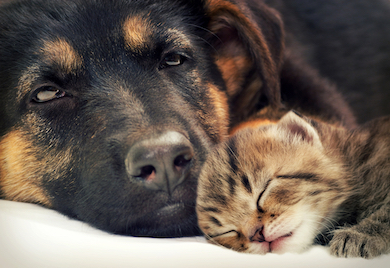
left=272, top=232, right=293, bottom=243
left=267, top=232, right=294, bottom=252
left=268, top=232, right=293, bottom=244
left=282, top=232, right=293, bottom=238
left=249, top=231, right=294, bottom=254
left=251, top=228, right=293, bottom=243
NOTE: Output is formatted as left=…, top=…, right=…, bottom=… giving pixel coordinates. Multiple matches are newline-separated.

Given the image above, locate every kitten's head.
left=196, top=111, right=350, bottom=254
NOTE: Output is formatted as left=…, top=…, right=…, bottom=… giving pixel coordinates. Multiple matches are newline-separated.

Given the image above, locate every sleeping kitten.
left=196, top=111, right=390, bottom=258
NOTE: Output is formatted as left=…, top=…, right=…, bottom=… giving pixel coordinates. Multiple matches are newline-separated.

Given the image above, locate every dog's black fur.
left=0, top=0, right=388, bottom=237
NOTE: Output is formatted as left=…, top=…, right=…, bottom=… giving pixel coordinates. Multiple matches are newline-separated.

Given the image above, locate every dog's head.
left=0, top=0, right=283, bottom=237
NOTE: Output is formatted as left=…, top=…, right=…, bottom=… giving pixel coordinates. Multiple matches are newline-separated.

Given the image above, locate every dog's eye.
left=160, top=53, right=186, bottom=69
left=32, top=86, right=67, bottom=103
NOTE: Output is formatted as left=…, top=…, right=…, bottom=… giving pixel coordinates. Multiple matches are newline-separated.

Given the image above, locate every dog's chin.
left=120, top=202, right=201, bottom=237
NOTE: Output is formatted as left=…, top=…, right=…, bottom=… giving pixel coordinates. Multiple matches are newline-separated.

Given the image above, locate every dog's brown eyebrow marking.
left=41, top=38, right=83, bottom=74
left=123, top=15, right=153, bottom=51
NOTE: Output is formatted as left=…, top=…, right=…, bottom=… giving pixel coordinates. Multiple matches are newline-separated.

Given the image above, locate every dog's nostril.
left=138, top=165, right=156, bottom=181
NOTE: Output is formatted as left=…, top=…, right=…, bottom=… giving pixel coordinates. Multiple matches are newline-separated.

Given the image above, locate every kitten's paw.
left=330, top=228, right=385, bottom=259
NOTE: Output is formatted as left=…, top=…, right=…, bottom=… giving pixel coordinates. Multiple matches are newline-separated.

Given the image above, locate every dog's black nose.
left=125, top=131, right=194, bottom=194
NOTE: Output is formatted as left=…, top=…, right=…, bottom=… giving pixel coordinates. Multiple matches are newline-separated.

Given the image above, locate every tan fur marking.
left=215, top=52, right=252, bottom=98
left=209, top=83, right=229, bottom=124
left=0, top=130, right=51, bottom=206
left=123, top=15, right=152, bottom=51
left=205, top=0, right=237, bottom=14
left=208, top=83, right=230, bottom=136
left=229, top=118, right=276, bottom=135
left=42, top=38, right=83, bottom=73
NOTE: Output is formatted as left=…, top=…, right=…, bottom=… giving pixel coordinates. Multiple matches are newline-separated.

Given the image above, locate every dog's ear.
left=205, top=0, right=284, bottom=124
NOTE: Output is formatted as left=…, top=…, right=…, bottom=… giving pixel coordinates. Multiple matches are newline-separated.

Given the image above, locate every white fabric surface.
left=0, top=199, right=389, bottom=268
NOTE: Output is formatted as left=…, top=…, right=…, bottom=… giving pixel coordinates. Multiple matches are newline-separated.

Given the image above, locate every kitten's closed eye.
left=276, top=174, right=317, bottom=180
left=209, top=230, right=238, bottom=239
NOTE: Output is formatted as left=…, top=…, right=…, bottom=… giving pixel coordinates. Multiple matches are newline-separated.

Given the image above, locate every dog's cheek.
left=0, top=129, right=52, bottom=206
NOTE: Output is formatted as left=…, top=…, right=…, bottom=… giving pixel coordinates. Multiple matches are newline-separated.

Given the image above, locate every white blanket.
left=0, top=200, right=388, bottom=268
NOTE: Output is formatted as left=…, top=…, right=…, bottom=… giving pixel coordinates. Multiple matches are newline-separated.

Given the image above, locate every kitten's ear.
left=278, top=111, right=322, bottom=147
left=205, top=0, right=284, bottom=123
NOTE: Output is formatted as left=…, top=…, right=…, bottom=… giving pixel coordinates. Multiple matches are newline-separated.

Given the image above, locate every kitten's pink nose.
left=250, top=227, right=266, bottom=242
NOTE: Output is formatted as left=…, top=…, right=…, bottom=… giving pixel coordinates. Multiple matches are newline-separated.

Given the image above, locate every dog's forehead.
left=38, top=8, right=194, bottom=65
left=12, top=0, right=208, bottom=107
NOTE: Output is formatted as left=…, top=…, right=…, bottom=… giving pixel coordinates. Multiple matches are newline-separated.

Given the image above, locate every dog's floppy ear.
left=205, top=0, right=284, bottom=124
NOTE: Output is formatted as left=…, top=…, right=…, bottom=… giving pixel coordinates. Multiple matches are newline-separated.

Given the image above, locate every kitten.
left=196, top=111, right=390, bottom=258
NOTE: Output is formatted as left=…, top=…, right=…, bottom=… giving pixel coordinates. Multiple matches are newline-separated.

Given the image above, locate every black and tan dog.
left=0, top=0, right=389, bottom=237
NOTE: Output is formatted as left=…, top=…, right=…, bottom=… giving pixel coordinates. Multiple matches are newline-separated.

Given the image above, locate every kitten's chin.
left=269, top=223, right=318, bottom=254
left=248, top=241, right=271, bottom=254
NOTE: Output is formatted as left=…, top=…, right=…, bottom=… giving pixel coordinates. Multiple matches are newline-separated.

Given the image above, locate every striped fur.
left=197, top=111, right=390, bottom=258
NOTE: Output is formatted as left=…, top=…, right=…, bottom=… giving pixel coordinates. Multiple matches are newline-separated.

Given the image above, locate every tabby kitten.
left=196, top=111, right=390, bottom=258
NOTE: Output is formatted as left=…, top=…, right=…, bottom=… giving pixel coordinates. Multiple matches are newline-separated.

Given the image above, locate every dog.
left=0, top=0, right=388, bottom=237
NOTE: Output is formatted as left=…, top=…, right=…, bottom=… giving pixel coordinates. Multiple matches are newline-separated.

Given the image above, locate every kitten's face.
left=196, top=117, right=349, bottom=254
